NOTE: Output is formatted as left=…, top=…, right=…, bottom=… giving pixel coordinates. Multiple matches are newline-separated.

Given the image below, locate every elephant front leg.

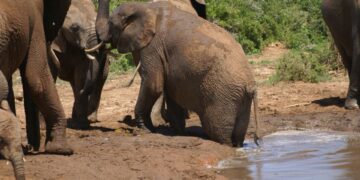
left=135, top=72, right=164, bottom=132
left=21, top=23, right=73, bottom=155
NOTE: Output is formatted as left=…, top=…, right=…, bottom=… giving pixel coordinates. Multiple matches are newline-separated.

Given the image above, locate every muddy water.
left=218, top=130, right=360, bottom=180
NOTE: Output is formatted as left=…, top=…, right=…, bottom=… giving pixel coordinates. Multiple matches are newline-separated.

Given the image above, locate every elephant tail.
left=253, top=89, right=262, bottom=147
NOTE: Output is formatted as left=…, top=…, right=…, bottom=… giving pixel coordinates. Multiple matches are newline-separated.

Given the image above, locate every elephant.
left=0, top=71, right=25, bottom=180
left=94, top=0, right=261, bottom=147
left=48, top=0, right=109, bottom=129
left=322, top=0, right=360, bottom=109
left=151, top=0, right=206, bottom=19
left=0, top=0, right=73, bottom=154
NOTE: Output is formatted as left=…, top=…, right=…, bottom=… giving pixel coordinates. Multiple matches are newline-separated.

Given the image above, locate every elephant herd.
left=0, top=0, right=358, bottom=179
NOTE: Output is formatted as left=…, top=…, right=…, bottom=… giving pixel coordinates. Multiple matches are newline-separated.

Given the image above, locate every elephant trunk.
left=81, top=30, right=107, bottom=96
left=96, top=0, right=111, bottom=42
left=10, top=153, right=25, bottom=180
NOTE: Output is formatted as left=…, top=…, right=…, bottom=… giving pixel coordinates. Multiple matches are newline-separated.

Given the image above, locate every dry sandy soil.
left=1, top=44, right=360, bottom=179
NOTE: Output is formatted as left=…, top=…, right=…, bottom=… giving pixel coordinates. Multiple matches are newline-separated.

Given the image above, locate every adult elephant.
left=0, top=0, right=73, bottom=154
left=0, top=72, right=25, bottom=180
left=152, top=0, right=206, bottom=19
left=94, top=0, right=260, bottom=146
left=48, top=0, right=109, bottom=129
left=322, top=0, right=360, bottom=109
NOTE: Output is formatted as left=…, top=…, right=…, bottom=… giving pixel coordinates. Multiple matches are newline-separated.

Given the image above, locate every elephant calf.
left=48, top=0, right=109, bottom=129
left=0, top=72, right=25, bottom=180
left=94, top=0, right=260, bottom=147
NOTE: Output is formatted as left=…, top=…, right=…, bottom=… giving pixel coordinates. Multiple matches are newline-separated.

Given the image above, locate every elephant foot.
left=67, top=118, right=90, bottom=130
left=45, top=128, right=73, bottom=155
left=88, top=112, right=99, bottom=124
left=345, top=98, right=359, bottom=110
left=45, top=141, right=73, bottom=155
left=135, top=116, right=154, bottom=133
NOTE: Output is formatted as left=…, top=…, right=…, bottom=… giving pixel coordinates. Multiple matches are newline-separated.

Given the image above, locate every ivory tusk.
left=85, top=41, right=104, bottom=53
left=123, top=62, right=141, bottom=87
left=48, top=47, right=61, bottom=70
left=85, top=53, right=96, bottom=60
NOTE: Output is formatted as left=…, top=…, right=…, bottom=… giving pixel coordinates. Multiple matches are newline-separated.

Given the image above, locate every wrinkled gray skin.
left=322, top=0, right=360, bottom=109
left=148, top=0, right=206, bottom=127
left=0, top=0, right=72, bottom=155
left=48, top=0, right=109, bottom=129
left=96, top=1, right=260, bottom=146
left=0, top=71, right=25, bottom=180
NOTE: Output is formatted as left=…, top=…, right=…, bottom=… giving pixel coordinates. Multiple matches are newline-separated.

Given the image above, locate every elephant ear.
left=51, top=31, right=67, bottom=53
left=116, top=7, right=157, bottom=53
left=43, top=0, right=71, bottom=42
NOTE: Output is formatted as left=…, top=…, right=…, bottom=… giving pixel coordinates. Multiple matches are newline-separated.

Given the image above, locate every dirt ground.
left=1, top=44, right=360, bottom=179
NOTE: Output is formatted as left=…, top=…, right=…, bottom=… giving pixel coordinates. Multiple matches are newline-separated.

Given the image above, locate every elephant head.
left=96, top=1, right=157, bottom=53
left=0, top=109, right=25, bottom=180
left=0, top=72, right=25, bottom=180
left=51, top=0, right=106, bottom=96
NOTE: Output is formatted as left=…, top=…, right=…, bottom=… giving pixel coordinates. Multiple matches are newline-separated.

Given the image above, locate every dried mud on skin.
left=1, top=46, right=359, bottom=179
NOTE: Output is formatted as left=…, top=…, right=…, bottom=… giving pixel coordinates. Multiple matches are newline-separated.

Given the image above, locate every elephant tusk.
left=123, top=62, right=141, bottom=87
left=85, top=41, right=104, bottom=53
left=85, top=53, right=96, bottom=60
left=48, top=47, right=61, bottom=70
left=6, top=161, right=10, bottom=165
left=23, top=157, right=26, bottom=162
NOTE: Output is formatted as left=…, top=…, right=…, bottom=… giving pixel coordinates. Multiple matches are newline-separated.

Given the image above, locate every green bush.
left=269, top=41, right=338, bottom=84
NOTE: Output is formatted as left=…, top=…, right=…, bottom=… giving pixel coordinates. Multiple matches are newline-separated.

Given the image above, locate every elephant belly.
left=166, top=78, right=202, bottom=113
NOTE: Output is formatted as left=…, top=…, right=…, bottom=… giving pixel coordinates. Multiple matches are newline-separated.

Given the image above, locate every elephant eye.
left=70, top=23, right=81, bottom=33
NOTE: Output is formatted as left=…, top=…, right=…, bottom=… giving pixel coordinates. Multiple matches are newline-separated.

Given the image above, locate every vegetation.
left=93, top=0, right=341, bottom=83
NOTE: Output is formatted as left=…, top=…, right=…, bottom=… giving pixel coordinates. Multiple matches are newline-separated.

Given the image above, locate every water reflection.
left=218, top=130, right=360, bottom=180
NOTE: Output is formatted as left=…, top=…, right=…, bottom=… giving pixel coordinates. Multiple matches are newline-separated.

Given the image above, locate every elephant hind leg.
left=200, top=103, right=238, bottom=146
left=165, top=97, right=186, bottom=135
left=232, top=97, right=252, bottom=147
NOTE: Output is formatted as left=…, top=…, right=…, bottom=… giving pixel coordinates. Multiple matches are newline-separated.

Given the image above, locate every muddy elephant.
left=48, top=0, right=109, bottom=129
left=322, top=0, right=360, bottom=109
left=0, top=72, right=25, bottom=180
left=94, top=1, right=260, bottom=147
left=0, top=0, right=73, bottom=154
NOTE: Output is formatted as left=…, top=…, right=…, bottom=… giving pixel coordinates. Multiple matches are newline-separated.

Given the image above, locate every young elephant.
left=48, top=0, right=109, bottom=129
left=95, top=1, right=260, bottom=146
left=0, top=72, right=25, bottom=180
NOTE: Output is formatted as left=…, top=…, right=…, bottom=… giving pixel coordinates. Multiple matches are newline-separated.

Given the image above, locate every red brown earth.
left=1, top=44, right=359, bottom=179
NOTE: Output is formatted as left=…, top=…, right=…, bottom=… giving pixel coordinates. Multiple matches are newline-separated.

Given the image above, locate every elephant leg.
left=200, top=102, right=239, bottom=146
left=87, top=65, right=108, bottom=123
left=20, top=71, right=41, bottom=151
left=165, top=97, right=186, bottom=134
left=232, top=97, right=252, bottom=147
left=134, top=75, right=163, bottom=132
left=21, top=24, right=72, bottom=155
left=7, top=78, right=16, bottom=115
left=68, top=80, right=90, bottom=129
left=346, top=6, right=360, bottom=110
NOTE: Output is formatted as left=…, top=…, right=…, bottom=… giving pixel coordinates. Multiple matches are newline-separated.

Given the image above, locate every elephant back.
left=0, top=71, right=8, bottom=101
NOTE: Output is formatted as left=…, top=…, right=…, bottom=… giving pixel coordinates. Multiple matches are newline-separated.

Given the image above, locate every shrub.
left=269, top=41, right=338, bottom=84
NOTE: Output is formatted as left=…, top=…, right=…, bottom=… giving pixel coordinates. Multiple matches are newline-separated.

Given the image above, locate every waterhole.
left=217, top=130, right=360, bottom=180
